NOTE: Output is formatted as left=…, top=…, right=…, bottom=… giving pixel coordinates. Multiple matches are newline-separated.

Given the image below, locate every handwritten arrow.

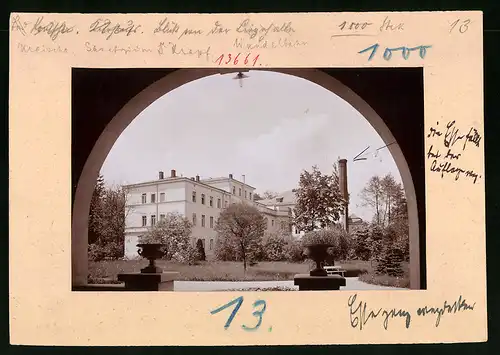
left=353, top=146, right=370, bottom=162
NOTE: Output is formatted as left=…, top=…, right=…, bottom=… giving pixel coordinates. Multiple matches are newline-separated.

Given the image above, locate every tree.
left=360, top=175, right=384, bottom=225
left=293, top=164, right=345, bottom=232
left=390, top=193, right=410, bottom=261
left=88, top=174, right=105, bottom=245
left=88, top=184, right=128, bottom=260
left=195, top=239, right=206, bottom=261
left=140, top=212, right=195, bottom=263
left=253, top=193, right=263, bottom=201
left=360, top=173, right=405, bottom=227
left=380, top=174, right=402, bottom=226
left=214, top=203, right=267, bottom=271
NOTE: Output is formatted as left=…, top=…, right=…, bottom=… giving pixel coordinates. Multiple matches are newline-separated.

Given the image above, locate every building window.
left=210, top=239, right=214, bottom=250
left=232, top=186, right=236, bottom=194
left=141, top=193, right=146, bottom=204
left=239, top=188, right=242, bottom=196
left=210, top=216, right=214, bottom=228
left=249, top=192, right=252, bottom=200
left=160, top=193, right=165, bottom=202
left=151, top=215, right=156, bottom=226
left=209, top=196, right=213, bottom=207
left=272, top=219, right=275, bottom=227
left=225, top=200, right=228, bottom=207
left=244, top=190, right=247, bottom=198
left=151, top=193, right=156, bottom=203
left=201, top=215, right=206, bottom=227
left=192, top=191, right=196, bottom=202
left=142, top=215, right=147, bottom=226
left=201, top=194, right=206, bottom=205
left=160, top=214, right=165, bottom=221
left=217, top=198, right=221, bottom=208
left=192, top=213, right=197, bottom=226
left=202, top=239, right=206, bottom=249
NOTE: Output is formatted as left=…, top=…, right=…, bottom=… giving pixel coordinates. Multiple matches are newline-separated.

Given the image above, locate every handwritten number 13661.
left=210, top=296, right=267, bottom=331
left=215, top=53, right=260, bottom=66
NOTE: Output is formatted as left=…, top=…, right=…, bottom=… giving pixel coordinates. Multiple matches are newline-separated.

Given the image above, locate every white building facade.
left=123, top=170, right=293, bottom=259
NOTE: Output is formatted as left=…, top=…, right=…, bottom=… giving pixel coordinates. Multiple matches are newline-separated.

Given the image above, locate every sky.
left=100, top=70, right=402, bottom=221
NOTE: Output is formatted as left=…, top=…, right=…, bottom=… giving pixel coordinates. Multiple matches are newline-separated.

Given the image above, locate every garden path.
left=174, top=277, right=406, bottom=291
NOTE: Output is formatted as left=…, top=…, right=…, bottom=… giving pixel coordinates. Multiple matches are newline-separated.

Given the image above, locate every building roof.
left=258, top=190, right=297, bottom=206
left=123, top=176, right=229, bottom=195
left=201, top=176, right=256, bottom=190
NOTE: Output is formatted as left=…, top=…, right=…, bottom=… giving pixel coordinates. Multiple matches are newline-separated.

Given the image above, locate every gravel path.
left=174, top=277, right=406, bottom=291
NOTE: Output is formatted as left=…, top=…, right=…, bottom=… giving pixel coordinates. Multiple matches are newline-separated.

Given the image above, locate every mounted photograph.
left=72, top=67, right=426, bottom=292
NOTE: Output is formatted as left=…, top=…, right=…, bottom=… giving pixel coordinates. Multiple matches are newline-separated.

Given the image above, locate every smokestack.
left=159, top=171, right=164, bottom=179
left=229, top=173, right=233, bottom=179
left=171, top=169, right=176, bottom=178
left=196, top=175, right=200, bottom=182
left=338, top=159, right=349, bottom=232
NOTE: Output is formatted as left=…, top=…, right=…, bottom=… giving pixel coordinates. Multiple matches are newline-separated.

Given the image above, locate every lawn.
left=88, top=259, right=409, bottom=284
left=88, top=260, right=312, bottom=283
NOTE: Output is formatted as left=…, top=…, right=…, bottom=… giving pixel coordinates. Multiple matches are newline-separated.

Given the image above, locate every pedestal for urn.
left=117, top=243, right=179, bottom=291
left=294, top=243, right=346, bottom=291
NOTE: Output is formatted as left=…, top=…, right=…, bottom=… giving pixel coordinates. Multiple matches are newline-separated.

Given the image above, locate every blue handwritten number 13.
left=210, top=296, right=267, bottom=331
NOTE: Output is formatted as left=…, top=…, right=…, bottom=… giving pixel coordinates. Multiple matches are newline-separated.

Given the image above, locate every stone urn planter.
left=305, top=243, right=334, bottom=277
left=137, top=243, right=166, bottom=273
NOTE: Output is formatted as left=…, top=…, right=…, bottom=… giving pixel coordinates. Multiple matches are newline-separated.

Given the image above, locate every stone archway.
left=72, top=68, right=421, bottom=289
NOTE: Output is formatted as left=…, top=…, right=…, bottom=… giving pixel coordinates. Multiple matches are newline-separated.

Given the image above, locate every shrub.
left=140, top=212, right=194, bottom=263
left=195, top=239, right=206, bottom=261
left=375, top=227, right=405, bottom=277
left=88, top=241, right=123, bottom=261
left=302, top=228, right=352, bottom=263
left=284, top=239, right=306, bottom=262
left=264, top=233, right=288, bottom=261
left=171, top=244, right=198, bottom=265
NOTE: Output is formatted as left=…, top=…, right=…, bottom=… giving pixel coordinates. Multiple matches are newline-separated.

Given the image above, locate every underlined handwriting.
left=331, top=16, right=403, bottom=38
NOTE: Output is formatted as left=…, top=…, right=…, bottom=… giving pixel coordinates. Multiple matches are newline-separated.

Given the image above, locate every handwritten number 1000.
left=210, top=296, right=267, bottom=331
left=215, top=53, right=260, bottom=66
left=359, top=44, right=432, bottom=61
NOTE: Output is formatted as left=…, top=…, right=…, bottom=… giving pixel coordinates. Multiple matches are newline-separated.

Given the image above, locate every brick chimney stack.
left=159, top=171, right=164, bottom=179
left=170, top=169, right=176, bottom=178
left=338, top=159, right=349, bottom=232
